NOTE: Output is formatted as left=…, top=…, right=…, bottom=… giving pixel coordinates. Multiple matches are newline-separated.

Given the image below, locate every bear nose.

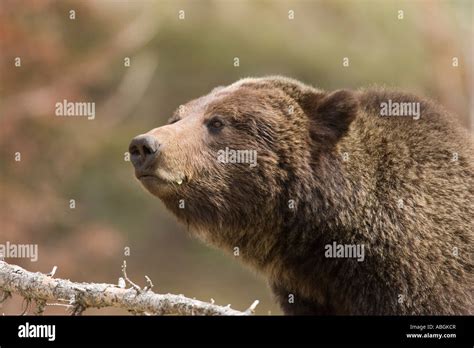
left=129, top=135, right=161, bottom=169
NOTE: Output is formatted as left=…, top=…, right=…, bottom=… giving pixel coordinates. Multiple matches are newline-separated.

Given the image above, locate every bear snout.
left=129, top=134, right=161, bottom=174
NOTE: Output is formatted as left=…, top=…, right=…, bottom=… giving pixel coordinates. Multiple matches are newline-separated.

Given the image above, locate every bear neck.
left=197, top=148, right=361, bottom=279
left=252, top=145, right=365, bottom=280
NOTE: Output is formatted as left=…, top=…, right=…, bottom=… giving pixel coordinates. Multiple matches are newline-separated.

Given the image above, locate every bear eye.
left=207, top=117, right=225, bottom=131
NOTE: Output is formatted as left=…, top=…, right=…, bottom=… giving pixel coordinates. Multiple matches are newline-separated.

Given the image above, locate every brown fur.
left=130, top=76, right=474, bottom=315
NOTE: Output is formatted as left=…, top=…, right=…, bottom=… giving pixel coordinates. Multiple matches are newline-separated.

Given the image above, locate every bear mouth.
left=136, top=174, right=176, bottom=197
left=137, top=174, right=169, bottom=184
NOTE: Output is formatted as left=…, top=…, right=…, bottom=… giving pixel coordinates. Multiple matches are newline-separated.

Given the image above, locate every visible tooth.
left=176, top=179, right=183, bottom=185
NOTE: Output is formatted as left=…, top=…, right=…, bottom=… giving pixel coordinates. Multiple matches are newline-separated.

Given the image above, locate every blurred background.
left=0, top=0, right=472, bottom=315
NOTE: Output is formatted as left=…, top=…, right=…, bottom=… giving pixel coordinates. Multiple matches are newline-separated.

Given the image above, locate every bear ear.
left=302, top=89, right=358, bottom=147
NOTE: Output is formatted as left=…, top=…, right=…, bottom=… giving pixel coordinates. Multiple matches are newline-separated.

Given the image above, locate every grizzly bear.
left=129, top=76, right=473, bottom=315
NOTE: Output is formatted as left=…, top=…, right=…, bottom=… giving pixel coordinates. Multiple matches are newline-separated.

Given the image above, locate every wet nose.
left=129, top=134, right=161, bottom=170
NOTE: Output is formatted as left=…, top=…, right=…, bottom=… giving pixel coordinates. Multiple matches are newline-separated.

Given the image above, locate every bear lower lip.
left=138, top=174, right=180, bottom=198
left=140, top=175, right=159, bottom=179
left=138, top=175, right=166, bottom=183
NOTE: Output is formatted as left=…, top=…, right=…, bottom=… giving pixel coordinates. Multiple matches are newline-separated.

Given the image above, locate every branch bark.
left=0, top=261, right=259, bottom=316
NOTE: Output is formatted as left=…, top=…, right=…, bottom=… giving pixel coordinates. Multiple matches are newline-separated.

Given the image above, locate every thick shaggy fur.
left=131, top=76, right=473, bottom=315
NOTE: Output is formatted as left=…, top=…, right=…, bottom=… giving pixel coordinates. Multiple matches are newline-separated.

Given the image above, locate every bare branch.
left=121, top=260, right=142, bottom=293
left=245, top=300, right=260, bottom=314
left=144, top=275, right=154, bottom=292
left=0, top=261, right=258, bottom=316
